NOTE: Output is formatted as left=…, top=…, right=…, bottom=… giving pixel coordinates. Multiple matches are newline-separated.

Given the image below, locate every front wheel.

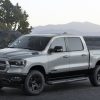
left=24, top=70, right=45, bottom=95
left=89, top=65, right=100, bottom=86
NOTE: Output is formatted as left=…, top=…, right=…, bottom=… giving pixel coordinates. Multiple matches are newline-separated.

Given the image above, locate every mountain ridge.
left=32, top=22, right=100, bottom=36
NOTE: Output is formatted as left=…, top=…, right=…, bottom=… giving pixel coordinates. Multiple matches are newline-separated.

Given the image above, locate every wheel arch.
left=96, top=60, right=100, bottom=66
left=28, top=65, right=46, bottom=77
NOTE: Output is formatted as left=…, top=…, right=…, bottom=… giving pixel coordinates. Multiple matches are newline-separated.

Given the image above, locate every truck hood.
left=0, top=48, right=39, bottom=60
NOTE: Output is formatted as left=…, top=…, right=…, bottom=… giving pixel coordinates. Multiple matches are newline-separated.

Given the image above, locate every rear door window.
left=65, top=37, right=84, bottom=51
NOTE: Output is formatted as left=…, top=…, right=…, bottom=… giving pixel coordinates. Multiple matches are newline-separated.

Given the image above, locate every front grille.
left=0, top=61, right=6, bottom=64
left=0, top=60, right=6, bottom=70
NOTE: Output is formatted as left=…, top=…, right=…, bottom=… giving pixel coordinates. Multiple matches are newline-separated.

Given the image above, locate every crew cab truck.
left=0, top=33, right=100, bottom=95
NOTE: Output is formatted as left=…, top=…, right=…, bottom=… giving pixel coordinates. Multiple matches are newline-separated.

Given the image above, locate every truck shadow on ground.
left=0, top=80, right=93, bottom=96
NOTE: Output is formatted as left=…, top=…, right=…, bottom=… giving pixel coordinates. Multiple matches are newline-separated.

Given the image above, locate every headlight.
left=9, top=59, right=26, bottom=66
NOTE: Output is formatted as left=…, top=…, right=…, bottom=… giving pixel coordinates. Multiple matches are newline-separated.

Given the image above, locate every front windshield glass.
left=9, top=36, right=51, bottom=51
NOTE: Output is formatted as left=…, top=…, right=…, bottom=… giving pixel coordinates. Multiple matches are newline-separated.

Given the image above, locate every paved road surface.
left=0, top=79, right=100, bottom=100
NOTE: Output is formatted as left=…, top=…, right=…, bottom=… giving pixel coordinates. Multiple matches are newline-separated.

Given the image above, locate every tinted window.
left=50, top=38, right=66, bottom=52
left=84, top=36, right=100, bottom=50
left=9, top=36, right=51, bottom=51
left=66, top=37, right=83, bottom=51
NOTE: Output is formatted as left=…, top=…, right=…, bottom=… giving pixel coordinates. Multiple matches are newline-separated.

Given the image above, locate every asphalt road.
left=1, top=79, right=100, bottom=100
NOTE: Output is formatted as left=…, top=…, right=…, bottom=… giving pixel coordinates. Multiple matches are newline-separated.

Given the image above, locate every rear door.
left=65, top=37, right=89, bottom=71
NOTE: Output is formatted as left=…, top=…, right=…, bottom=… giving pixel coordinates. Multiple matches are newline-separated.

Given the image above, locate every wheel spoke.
left=31, top=84, right=36, bottom=91
left=98, top=75, right=100, bottom=77
left=98, top=76, right=100, bottom=80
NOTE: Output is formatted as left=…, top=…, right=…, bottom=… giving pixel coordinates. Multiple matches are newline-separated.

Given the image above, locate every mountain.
left=32, top=22, right=100, bottom=36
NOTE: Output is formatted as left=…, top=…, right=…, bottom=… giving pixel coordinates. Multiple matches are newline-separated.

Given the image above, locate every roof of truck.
left=25, top=33, right=81, bottom=37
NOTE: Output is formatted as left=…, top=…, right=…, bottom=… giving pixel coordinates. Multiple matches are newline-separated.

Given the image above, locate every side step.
left=47, top=77, right=88, bottom=85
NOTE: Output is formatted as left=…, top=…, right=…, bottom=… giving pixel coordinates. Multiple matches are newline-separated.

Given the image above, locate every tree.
left=0, top=0, right=32, bottom=34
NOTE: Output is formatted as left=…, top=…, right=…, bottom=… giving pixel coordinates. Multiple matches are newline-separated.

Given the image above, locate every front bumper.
left=0, top=73, right=27, bottom=87
left=0, top=58, right=27, bottom=87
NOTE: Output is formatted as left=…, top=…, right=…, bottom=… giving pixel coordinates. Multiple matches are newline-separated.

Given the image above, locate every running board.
left=47, top=77, right=88, bottom=85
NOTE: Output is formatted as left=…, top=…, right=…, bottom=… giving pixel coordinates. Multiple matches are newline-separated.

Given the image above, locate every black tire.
left=24, top=70, right=45, bottom=95
left=89, top=65, right=100, bottom=86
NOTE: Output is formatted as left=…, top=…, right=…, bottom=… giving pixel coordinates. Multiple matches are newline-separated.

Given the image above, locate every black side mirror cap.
left=54, top=46, right=63, bottom=52
left=48, top=46, right=63, bottom=54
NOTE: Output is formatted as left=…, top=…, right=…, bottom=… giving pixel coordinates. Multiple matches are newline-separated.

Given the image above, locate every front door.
left=47, top=37, right=70, bottom=74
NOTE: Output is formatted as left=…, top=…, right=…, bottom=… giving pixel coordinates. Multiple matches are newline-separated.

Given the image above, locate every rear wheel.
left=89, top=65, right=100, bottom=86
left=24, top=70, right=45, bottom=95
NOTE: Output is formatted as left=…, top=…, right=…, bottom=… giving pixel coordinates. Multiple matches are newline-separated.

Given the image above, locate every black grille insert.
left=0, top=61, right=6, bottom=64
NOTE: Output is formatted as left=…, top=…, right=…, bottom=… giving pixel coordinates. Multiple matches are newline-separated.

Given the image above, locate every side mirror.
left=48, top=46, right=63, bottom=54
left=54, top=46, right=63, bottom=52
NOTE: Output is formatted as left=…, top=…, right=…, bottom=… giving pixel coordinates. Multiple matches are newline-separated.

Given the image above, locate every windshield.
left=9, top=36, right=51, bottom=51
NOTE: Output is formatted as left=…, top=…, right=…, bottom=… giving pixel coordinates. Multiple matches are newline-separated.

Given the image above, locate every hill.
left=32, top=22, right=100, bottom=36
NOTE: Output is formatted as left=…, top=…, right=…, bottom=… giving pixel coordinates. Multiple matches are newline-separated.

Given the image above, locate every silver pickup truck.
left=0, top=33, right=100, bottom=95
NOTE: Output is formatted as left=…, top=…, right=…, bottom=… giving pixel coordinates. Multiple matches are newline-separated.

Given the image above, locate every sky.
left=11, top=0, right=100, bottom=27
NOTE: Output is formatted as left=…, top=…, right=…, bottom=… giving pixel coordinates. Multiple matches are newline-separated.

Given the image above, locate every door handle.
left=81, top=54, right=87, bottom=56
left=63, top=56, right=69, bottom=58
